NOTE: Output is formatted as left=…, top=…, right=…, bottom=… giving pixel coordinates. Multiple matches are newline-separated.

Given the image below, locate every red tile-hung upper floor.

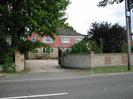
left=58, top=36, right=79, bottom=48
left=27, top=33, right=42, bottom=42
left=41, top=36, right=80, bottom=48
left=42, top=35, right=61, bottom=48
left=28, top=33, right=84, bottom=48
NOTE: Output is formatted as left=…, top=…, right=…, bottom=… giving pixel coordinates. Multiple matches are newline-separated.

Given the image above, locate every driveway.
left=26, top=59, right=65, bottom=73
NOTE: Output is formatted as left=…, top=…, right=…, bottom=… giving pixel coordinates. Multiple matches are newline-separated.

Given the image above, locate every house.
left=28, top=28, right=84, bottom=59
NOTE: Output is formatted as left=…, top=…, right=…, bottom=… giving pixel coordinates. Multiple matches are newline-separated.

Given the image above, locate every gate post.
left=58, top=47, right=62, bottom=66
left=15, top=51, right=25, bottom=72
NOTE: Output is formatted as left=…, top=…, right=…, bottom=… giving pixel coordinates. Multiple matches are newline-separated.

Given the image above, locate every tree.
left=98, top=0, right=132, bottom=70
left=18, top=38, right=48, bottom=59
left=0, top=0, right=70, bottom=50
left=88, top=22, right=127, bottom=53
left=0, top=0, right=70, bottom=71
left=98, top=0, right=133, bottom=9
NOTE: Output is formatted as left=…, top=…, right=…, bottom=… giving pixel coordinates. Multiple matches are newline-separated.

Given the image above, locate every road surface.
left=0, top=73, right=133, bottom=99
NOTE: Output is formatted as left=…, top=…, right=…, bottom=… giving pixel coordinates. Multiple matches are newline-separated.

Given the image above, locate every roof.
left=58, top=28, right=83, bottom=36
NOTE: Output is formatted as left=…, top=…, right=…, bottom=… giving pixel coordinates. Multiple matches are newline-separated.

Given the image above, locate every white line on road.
left=0, top=93, right=68, bottom=99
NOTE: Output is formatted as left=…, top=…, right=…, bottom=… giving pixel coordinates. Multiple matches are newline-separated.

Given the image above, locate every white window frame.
left=44, top=37, right=53, bottom=43
left=75, top=38, right=82, bottom=43
left=32, top=37, right=36, bottom=42
left=61, top=37, right=70, bottom=43
left=43, top=48, right=53, bottom=54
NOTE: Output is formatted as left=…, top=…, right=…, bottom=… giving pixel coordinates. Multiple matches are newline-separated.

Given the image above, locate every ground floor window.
left=32, top=49, right=38, bottom=53
left=43, top=47, right=53, bottom=53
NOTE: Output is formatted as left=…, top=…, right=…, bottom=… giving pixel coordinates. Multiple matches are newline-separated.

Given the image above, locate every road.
left=0, top=73, right=133, bottom=99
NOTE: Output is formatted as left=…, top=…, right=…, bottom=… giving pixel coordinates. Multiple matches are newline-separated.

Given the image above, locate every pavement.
left=0, top=59, right=90, bottom=80
left=0, top=59, right=62, bottom=77
left=1, top=59, right=133, bottom=79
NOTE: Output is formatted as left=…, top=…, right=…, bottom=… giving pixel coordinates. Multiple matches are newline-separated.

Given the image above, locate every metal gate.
left=58, top=47, right=62, bottom=65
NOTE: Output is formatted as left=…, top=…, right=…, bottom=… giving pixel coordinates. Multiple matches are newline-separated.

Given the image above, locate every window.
left=32, top=49, right=38, bottom=53
left=32, top=37, right=36, bottom=42
left=75, top=38, right=82, bottom=43
left=61, top=37, right=70, bottom=43
left=43, top=48, right=53, bottom=53
left=44, top=37, right=53, bottom=43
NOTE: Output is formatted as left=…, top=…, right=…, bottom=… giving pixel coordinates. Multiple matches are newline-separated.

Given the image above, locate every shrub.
left=71, top=40, right=89, bottom=54
left=71, top=40, right=100, bottom=54
left=121, top=42, right=128, bottom=53
left=86, top=40, right=101, bottom=53
left=0, top=48, right=16, bottom=72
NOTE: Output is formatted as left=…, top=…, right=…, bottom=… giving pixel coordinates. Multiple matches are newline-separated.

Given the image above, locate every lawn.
left=91, top=66, right=133, bottom=74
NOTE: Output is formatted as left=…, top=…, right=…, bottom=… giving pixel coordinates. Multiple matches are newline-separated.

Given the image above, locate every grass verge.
left=90, top=66, right=133, bottom=74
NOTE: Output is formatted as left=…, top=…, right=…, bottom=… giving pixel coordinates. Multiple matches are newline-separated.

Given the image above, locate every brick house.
left=28, top=28, right=84, bottom=59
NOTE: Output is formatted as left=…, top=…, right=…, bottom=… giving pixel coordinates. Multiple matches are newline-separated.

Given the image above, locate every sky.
left=66, top=0, right=127, bottom=35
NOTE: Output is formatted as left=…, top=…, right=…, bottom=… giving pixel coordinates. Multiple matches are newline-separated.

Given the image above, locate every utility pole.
left=100, top=38, right=103, bottom=53
left=125, top=0, right=131, bottom=70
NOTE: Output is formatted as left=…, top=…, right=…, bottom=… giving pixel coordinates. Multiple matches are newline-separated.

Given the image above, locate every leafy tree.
left=0, top=0, right=70, bottom=50
left=98, top=0, right=133, bottom=9
left=0, top=0, right=70, bottom=71
left=19, top=39, right=46, bottom=54
left=88, top=22, right=127, bottom=53
left=18, top=38, right=48, bottom=58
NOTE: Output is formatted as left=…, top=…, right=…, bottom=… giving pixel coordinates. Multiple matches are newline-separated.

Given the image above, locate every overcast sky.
left=66, top=0, right=126, bottom=35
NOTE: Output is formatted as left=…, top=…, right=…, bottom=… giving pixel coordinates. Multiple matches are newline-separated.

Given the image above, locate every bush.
left=0, top=38, right=16, bottom=72
left=121, top=42, right=128, bottom=53
left=71, top=40, right=100, bottom=54
left=0, top=48, right=16, bottom=72
left=120, top=42, right=133, bottom=53
left=71, top=40, right=89, bottom=54
left=86, top=40, right=101, bottom=53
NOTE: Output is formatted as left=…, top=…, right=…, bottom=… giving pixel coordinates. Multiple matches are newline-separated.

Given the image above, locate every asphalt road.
left=0, top=73, right=133, bottom=99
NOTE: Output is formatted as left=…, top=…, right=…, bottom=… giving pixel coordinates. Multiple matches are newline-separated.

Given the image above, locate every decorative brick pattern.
left=122, top=56, right=127, bottom=64
left=105, top=57, right=111, bottom=64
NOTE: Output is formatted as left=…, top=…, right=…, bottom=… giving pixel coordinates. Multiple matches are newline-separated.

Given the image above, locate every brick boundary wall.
left=60, top=52, right=133, bottom=68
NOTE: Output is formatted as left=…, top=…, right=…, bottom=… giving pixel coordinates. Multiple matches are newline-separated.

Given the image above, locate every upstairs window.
left=32, top=37, right=36, bottom=42
left=75, top=38, right=82, bottom=43
left=61, top=37, right=70, bottom=43
left=44, top=37, right=53, bottom=43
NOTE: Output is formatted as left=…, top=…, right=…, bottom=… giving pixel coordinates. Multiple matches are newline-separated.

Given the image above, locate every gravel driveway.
left=26, top=59, right=65, bottom=73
